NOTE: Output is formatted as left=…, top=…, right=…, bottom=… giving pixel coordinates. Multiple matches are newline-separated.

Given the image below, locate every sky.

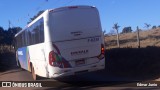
left=0, top=0, right=160, bottom=33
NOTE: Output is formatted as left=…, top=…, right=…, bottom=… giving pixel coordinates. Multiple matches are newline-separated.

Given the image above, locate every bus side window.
left=31, top=26, right=36, bottom=45
left=25, top=30, right=28, bottom=46
left=40, top=19, right=44, bottom=43
left=22, top=32, right=26, bottom=47
left=35, top=25, right=40, bottom=44
left=28, top=29, right=32, bottom=45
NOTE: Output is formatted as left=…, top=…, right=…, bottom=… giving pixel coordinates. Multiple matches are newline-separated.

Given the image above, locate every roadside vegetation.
left=0, top=45, right=16, bottom=72
left=105, top=27, right=160, bottom=79
left=0, top=11, right=43, bottom=72
left=0, top=27, right=21, bottom=72
left=105, top=27, right=160, bottom=49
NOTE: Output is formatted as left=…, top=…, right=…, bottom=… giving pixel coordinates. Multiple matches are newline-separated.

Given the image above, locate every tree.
left=0, top=26, right=5, bottom=45
left=0, top=26, right=22, bottom=51
left=107, top=29, right=116, bottom=36
left=144, top=23, right=151, bottom=29
left=3, top=27, right=22, bottom=46
left=113, top=23, right=120, bottom=48
left=122, top=27, right=132, bottom=33
left=152, top=26, right=157, bottom=29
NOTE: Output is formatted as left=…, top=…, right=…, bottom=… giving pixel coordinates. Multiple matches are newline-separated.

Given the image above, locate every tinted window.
left=16, top=18, right=44, bottom=48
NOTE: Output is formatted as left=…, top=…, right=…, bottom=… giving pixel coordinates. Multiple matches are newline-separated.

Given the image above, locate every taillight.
left=97, top=44, right=105, bottom=60
left=101, top=44, right=105, bottom=55
left=49, top=51, right=56, bottom=66
left=49, top=50, right=72, bottom=68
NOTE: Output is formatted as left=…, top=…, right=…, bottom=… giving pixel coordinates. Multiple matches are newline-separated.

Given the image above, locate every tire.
left=17, top=61, right=26, bottom=71
left=31, top=65, right=37, bottom=80
left=17, top=61, right=21, bottom=68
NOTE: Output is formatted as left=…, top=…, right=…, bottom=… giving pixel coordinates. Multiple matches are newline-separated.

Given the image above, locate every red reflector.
left=68, top=6, right=78, bottom=9
left=97, top=54, right=105, bottom=60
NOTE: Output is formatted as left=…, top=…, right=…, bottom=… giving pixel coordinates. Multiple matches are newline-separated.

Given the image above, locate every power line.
left=16, top=0, right=49, bottom=27
left=8, top=20, right=15, bottom=28
left=17, top=0, right=76, bottom=28
left=8, top=20, right=11, bottom=28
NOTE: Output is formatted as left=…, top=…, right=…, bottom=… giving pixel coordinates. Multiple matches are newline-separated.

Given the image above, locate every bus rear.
left=47, top=6, right=105, bottom=78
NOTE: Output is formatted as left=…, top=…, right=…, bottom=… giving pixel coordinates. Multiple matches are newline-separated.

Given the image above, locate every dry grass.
left=0, top=45, right=14, bottom=54
left=105, top=28, right=160, bottom=49
left=0, top=45, right=16, bottom=72
left=105, top=29, right=160, bottom=79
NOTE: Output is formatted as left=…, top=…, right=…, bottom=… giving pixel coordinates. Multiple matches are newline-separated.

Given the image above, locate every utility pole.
left=137, top=26, right=140, bottom=48
left=8, top=20, right=11, bottom=29
left=113, top=23, right=120, bottom=48
left=116, top=28, right=120, bottom=48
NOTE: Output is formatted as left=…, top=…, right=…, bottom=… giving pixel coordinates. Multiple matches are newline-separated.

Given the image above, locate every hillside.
left=104, top=28, right=160, bottom=78
left=105, top=28, right=160, bottom=49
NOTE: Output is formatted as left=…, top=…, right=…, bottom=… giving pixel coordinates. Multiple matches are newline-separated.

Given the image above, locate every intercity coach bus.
left=15, top=5, right=105, bottom=80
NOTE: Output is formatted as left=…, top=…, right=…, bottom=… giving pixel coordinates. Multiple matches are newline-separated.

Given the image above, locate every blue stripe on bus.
left=17, top=47, right=30, bottom=71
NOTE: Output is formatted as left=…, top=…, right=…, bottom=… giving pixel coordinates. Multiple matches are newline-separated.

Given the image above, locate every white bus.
left=15, top=5, right=105, bottom=80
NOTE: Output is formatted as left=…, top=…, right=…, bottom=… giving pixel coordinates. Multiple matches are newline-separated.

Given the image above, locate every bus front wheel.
left=31, top=65, right=37, bottom=80
left=17, top=61, right=21, bottom=68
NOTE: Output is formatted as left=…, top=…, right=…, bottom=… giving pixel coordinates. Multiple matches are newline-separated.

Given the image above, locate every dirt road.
left=0, top=51, right=160, bottom=90
left=0, top=67, right=160, bottom=90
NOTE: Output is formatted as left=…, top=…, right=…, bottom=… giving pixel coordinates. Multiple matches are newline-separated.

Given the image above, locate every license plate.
left=75, top=59, right=85, bottom=66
